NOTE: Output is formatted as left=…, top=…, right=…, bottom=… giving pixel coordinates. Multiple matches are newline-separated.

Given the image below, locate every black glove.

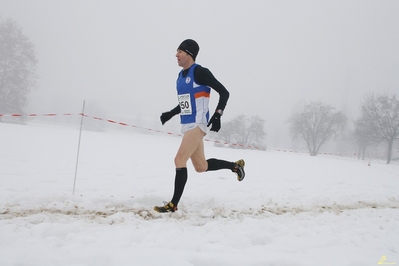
left=160, top=111, right=175, bottom=125
left=160, top=105, right=181, bottom=125
left=207, top=112, right=221, bottom=132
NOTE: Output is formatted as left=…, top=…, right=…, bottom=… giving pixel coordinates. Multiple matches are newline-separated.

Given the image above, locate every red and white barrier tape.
left=1, top=112, right=384, bottom=156
left=0, top=113, right=73, bottom=117
left=1, top=112, right=261, bottom=149
left=268, top=148, right=384, bottom=157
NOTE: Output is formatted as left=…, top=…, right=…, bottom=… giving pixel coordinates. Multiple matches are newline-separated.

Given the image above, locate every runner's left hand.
left=207, top=112, right=221, bottom=132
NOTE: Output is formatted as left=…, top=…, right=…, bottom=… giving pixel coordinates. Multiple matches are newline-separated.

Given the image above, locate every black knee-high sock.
left=206, top=158, right=235, bottom=171
left=171, top=167, right=188, bottom=206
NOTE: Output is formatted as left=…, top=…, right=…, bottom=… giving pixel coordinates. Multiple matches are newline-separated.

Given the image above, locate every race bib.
left=178, top=94, right=192, bottom=115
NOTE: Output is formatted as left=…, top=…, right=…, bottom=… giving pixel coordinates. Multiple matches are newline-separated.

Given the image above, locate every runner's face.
left=176, top=49, right=193, bottom=69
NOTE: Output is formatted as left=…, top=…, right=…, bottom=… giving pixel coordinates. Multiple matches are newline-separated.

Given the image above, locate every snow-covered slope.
left=1, top=122, right=398, bottom=266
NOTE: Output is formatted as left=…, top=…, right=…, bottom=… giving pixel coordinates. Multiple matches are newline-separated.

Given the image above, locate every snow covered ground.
left=1, top=121, right=398, bottom=266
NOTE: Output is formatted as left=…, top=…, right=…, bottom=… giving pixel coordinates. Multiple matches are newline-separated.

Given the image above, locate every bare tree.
left=288, top=101, right=347, bottom=156
left=213, top=115, right=267, bottom=149
left=352, top=116, right=380, bottom=160
left=214, top=118, right=235, bottom=145
left=0, top=18, right=37, bottom=120
left=236, top=115, right=266, bottom=148
left=360, top=93, right=399, bottom=164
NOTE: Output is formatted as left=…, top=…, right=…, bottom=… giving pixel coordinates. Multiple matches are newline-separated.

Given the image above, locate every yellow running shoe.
left=233, top=159, right=245, bottom=181
left=154, top=201, right=177, bottom=213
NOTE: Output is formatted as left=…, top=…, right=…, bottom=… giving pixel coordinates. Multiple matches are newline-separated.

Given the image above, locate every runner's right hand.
left=160, top=111, right=174, bottom=125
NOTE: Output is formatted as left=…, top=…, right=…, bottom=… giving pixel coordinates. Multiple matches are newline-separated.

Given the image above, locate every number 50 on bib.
left=178, top=94, right=192, bottom=115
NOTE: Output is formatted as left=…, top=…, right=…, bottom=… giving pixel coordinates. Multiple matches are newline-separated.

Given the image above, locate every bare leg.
left=170, top=127, right=206, bottom=207
left=174, top=127, right=206, bottom=168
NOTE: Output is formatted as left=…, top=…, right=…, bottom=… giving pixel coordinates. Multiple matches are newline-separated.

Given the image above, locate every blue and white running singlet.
left=176, top=64, right=211, bottom=124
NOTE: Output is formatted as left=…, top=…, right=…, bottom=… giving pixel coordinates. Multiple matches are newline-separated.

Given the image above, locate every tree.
left=360, top=93, right=399, bottom=164
left=288, top=101, right=347, bottom=156
left=213, top=115, right=267, bottom=149
left=0, top=18, right=37, bottom=119
left=352, top=116, right=380, bottom=160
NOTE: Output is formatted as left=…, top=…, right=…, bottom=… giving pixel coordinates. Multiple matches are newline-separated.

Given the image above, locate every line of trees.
left=212, top=93, right=398, bottom=164
left=287, top=94, right=399, bottom=164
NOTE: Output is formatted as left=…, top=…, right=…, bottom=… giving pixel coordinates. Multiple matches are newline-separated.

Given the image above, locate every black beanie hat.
left=178, top=39, right=199, bottom=61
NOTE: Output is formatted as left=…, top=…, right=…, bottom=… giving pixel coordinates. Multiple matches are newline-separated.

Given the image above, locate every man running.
left=154, top=39, right=245, bottom=213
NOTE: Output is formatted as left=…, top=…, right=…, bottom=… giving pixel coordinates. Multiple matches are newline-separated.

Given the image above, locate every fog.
left=1, top=0, right=399, bottom=148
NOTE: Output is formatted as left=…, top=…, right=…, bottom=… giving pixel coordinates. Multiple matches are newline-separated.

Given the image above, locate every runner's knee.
left=174, top=155, right=187, bottom=168
left=193, top=161, right=207, bottom=173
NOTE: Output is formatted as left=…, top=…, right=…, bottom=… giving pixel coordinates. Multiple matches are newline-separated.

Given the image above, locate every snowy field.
left=1, top=121, right=398, bottom=266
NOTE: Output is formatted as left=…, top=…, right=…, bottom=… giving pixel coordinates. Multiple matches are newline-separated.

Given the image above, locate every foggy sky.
left=1, top=0, right=399, bottom=148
